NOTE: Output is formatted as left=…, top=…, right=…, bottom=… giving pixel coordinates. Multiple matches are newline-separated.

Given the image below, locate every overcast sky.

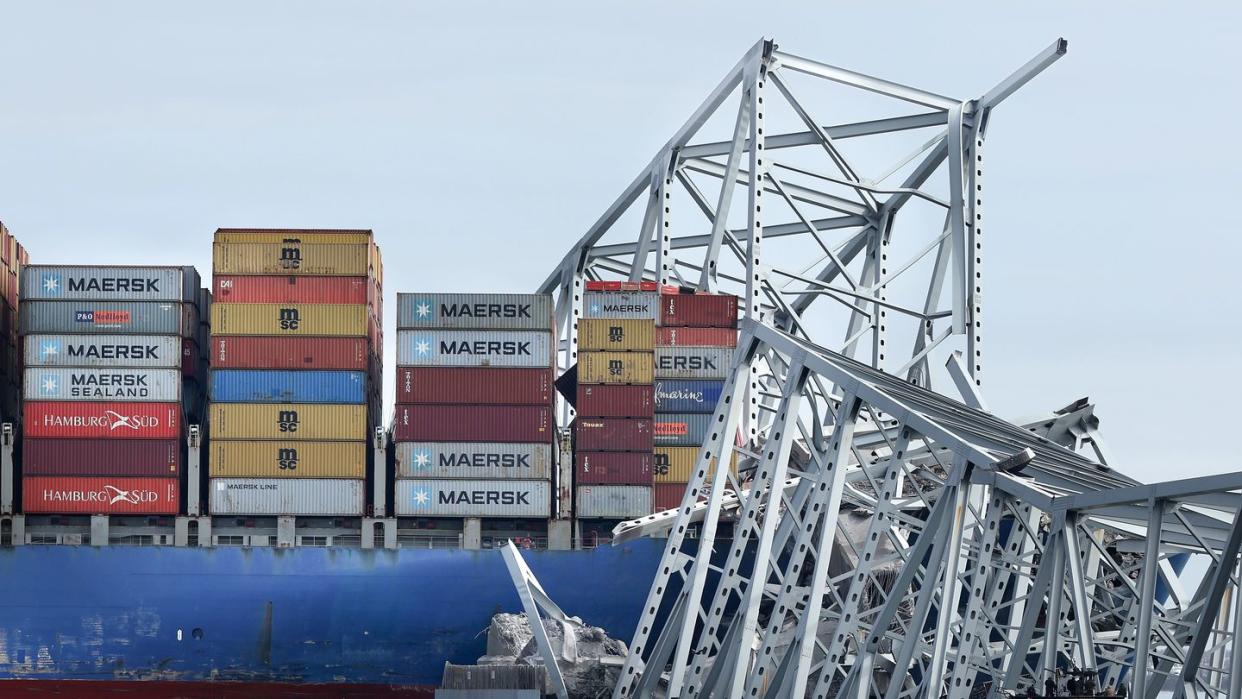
left=1, top=2, right=1237, bottom=484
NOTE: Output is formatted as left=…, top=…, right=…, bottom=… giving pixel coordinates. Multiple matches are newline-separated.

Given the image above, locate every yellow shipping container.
left=578, top=319, right=654, bottom=352
left=211, top=303, right=369, bottom=336
left=578, top=351, right=654, bottom=384
left=213, top=242, right=372, bottom=276
left=210, top=404, right=366, bottom=440
left=210, top=441, right=365, bottom=478
left=214, top=229, right=374, bottom=245
left=654, top=446, right=738, bottom=483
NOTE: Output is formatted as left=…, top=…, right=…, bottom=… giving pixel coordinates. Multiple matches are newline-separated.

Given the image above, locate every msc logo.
left=279, top=246, right=302, bottom=269
left=41, top=273, right=63, bottom=296
left=277, top=410, right=299, bottom=433
left=278, top=308, right=300, bottom=330
left=277, top=448, right=299, bottom=470
left=653, top=452, right=671, bottom=476
left=608, top=359, right=624, bottom=377
left=608, top=325, right=625, bottom=343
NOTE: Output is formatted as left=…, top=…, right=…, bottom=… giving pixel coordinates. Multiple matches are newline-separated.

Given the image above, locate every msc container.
left=396, top=293, right=553, bottom=330
left=210, top=370, right=366, bottom=404
left=23, top=439, right=181, bottom=477
left=393, top=405, right=554, bottom=443
left=394, top=479, right=551, bottom=518
left=23, top=401, right=182, bottom=439
left=24, top=476, right=181, bottom=514
left=396, top=442, right=552, bottom=479
left=22, top=265, right=199, bottom=302
left=211, top=336, right=371, bottom=370
left=209, top=403, right=366, bottom=440
left=575, top=384, right=654, bottom=418
left=577, top=319, right=654, bottom=352
left=211, top=303, right=369, bottom=337
left=582, top=291, right=659, bottom=321
left=396, top=330, right=552, bottom=367
left=20, top=300, right=196, bottom=336
left=659, top=293, right=738, bottom=328
left=576, top=452, right=653, bottom=485
left=23, top=334, right=183, bottom=368
left=209, top=440, right=365, bottom=478
left=575, top=485, right=652, bottom=519
left=213, top=242, right=372, bottom=276
left=396, top=367, right=553, bottom=405
left=210, top=478, right=365, bottom=515
left=577, top=352, right=654, bottom=385
left=24, top=367, right=182, bottom=402
left=214, top=228, right=374, bottom=245
left=575, top=418, right=653, bottom=451
left=654, top=379, right=725, bottom=414
left=653, top=413, right=713, bottom=447
left=213, top=275, right=378, bottom=307
left=654, top=446, right=739, bottom=483
left=656, top=327, right=738, bottom=348
left=655, top=347, right=732, bottom=379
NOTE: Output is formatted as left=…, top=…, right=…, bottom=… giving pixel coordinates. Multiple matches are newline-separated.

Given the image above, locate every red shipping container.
left=656, top=327, right=738, bottom=348
left=211, top=336, right=371, bottom=370
left=24, top=402, right=182, bottom=439
left=660, top=293, right=738, bottom=328
left=23, top=476, right=180, bottom=515
left=576, top=452, right=653, bottom=485
left=394, top=404, right=554, bottom=443
left=213, top=275, right=379, bottom=308
left=397, top=367, right=553, bottom=405
left=653, top=483, right=687, bottom=511
left=575, top=418, right=653, bottom=451
left=181, top=338, right=200, bottom=377
left=24, top=439, right=181, bottom=477
left=586, top=281, right=678, bottom=293
left=576, top=384, right=654, bottom=418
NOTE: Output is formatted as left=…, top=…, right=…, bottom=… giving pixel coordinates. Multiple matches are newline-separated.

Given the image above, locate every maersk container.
left=396, top=442, right=551, bottom=480
left=654, top=446, right=738, bottom=483
left=23, top=334, right=183, bottom=368
left=577, top=352, right=654, bottom=385
left=24, top=367, right=182, bottom=402
left=575, top=418, right=653, bottom=451
left=575, top=384, right=654, bottom=418
left=654, top=413, right=712, bottom=447
left=21, top=265, right=199, bottom=302
left=210, top=370, right=366, bottom=404
left=396, top=367, right=553, bottom=405
left=209, top=478, right=365, bottom=515
left=655, top=346, right=732, bottom=379
left=23, top=401, right=182, bottom=439
left=211, top=336, right=371, bottom=370
left=659, top=293, right=738, bottom=328
left=577, top=319, right=655, bottom=352
left=209, top=440, right=365, bottom=478
left=575, top=485, right=652, bottom=519
left=394, top=479, right=551, bottom=518
left=20, top=300, right=197, bottom=337
left=209, top=403, right=366, bottom=440
left=213, top=241, right=373, bottom=276
left=396, top=330, right=552, bottom=367
left=581, top=291, right=659, bottom=321
left=23, top=439, right=181, bottom=477
left=576, top=452, right=653, bottom=485
left=396, top=293, right=553, bottom=331
left=654, top=379, right=725, bottom=414
left=214, top=275, right=378, bottom=308
left=210, top=303, right=369, bottom=337
left=214, top=228, right=374, bottom=245
left=24, top=476, right=180, bottom=515
left=394, top=405, right=553, bottom=443
left=656, top=327, right=738, bottom=348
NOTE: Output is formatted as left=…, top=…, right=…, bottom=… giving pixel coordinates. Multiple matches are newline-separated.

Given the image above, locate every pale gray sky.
left=1, top=2, right=1237, bottom=483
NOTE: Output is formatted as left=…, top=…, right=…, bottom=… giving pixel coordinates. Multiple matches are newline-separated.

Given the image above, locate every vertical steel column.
left=926, top=475, right=972, bottom=699
left=1133, top=500, right=1166, bottom=699
left=1229, top=558, right=1242, bottom=699
left=186, top=423, right=202, bottom=517
left=0, top=423, right=13, bottom=514
left=1042, top=530, right=1068, bottom=680
left=1063, top=516, right=1099, bottom=671
left=655, top=152, right=675, bottom=286
left=372, top=425, right=387, bottom=518
left=742, top=54, right=767, bottom=448
left=966, top=110, right=987, bottom=388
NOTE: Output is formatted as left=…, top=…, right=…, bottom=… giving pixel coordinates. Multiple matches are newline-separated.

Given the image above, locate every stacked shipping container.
left=0, top=222, right=27, bottom=422
left=392, top=293, right=555, bottom=518
left=208, top=229, right=382, bottom=516
left=19, top=265, right=209, bottom=514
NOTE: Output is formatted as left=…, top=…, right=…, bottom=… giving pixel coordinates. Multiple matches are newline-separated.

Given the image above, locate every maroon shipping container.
left=23, top=476, right=180, bottom=515
left=656, top=327, right=738, bottom=348
left=394, top=404, right=554, bottom=443
left=181, top=338, right=199, bottom=377
left=575, top=418, right=653, bottom=452
left=653, top=483, right=688, bottom=511
left=23, top=439, right=181, bottom=477
left=211, top=336, right=371, bottom=370
left=214, top=275, right=379, bottom=309
left=396, top=367, right=553, bottom=405
left=576, top=452, right=653, bottom=485
left=24, top=401, right=182, bottom=439
left=660, top=293, right=739, bottom=328
left=576, top=384, right=654, bottom=418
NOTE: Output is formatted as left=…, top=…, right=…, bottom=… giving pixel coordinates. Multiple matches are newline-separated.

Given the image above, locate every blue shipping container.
left=210, top=370, right=366, bottom=404
left=654, top=379, right=724, bottom=414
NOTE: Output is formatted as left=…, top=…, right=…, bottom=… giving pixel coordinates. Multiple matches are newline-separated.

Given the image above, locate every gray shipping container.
left=24, top=367, right=182, bottom=402
left=396, top=442, right=552, bottom=479
left=397, top=293, right=553, bottom=330
left=576, top=485, right=653, bottom=518
left=395, top=479, right=551, bottom=517
left=582, top=291, right=659, bottom=321
left=22, top=265, right=200, bottom=302
left=655, top=346, right=733, bottom=379
left=396, top=330, right=552, bottom=367
left=20, top=301, right=198, bottom=337
left=209, top=478, right=364, bottom=515
left=23, top=334, right=184, bottom=368
left=653, top=413, right=713, bottom=447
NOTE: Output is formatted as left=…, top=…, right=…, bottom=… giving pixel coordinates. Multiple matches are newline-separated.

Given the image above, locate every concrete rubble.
left=480, top=612, right=629, bottom=699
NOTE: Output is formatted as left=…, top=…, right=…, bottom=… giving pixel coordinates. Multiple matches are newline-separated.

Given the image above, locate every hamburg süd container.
left=209, top=441, right=365, bottom=478
left=396, top=330, right=552, bottom=367
left=23, top=334, right=183, bottom=368
left=659, top=293, right=739, bottom=328
left=575, top=485, right=653, bottom=519
left=577, top=352, right=655, bottom=385
left=654, top=446, right=739, bottom=483
left=209, top=403, right=366, bottom=440
left=395, top=367, right=553, bottom=405
left=394, top=479, right=551, bottom=517
left=20, top=301, right=197, bottom=336
left=581, top=291, right=659, bottom=321
left=654, top=347, right=732, bottom=380
left=21, top=265, right=199, bottom=302
left=576, top=452, right=654, bottom=485
left=656, top=327, right=738, bottom=348
left=23, top=401, right=182, bottom=439
left=23, top=476, right=180, bottom=514
left=574, top=418, right=653, bottom=452
left=24, top=367, right=182, bottom=402
left=654, top=379, right=725, bottom=414
left=22, top=439, right=181, bottom=477
left=213, top=242, right=372, bottom=276
left=396, top=293, right=553, bottom=330
left=575, top=384, right=655, bottom=418
left=394, top=405, right=554, bottom=443
left=211, top=336, right=371, bottom=370
left=210, top=303, right=369, bottom=337
left=653, top=413, right=713, bottom=447
left=213, top=275, right=377, bottom=307
left=395, top=442, right=552, bottom=480
left=576, top=319, right=655, bottom=352
left=209, top=478, right=365, bottom=515
left=210, top=370, right=367, bottom=404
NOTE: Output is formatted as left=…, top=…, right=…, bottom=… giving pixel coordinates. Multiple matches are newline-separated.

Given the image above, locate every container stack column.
left=0, top=223, right=27, bottom=530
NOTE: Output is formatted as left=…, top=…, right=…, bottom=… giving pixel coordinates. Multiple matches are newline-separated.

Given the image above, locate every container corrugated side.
left=575, top=384, right=654, bottom=418
left=24, top=334, right=183, bottom=368
left=22, top=266, right=197, bottom=302
left=211, top=303, right=369, bottom=337
left=210, top=478, right=364, bottom=515
left=210, top=370, right=366, bottom=404
left=396, top=293, right=553, bottom=330
left=654, top=347, right=732, bottom=379
left=574, top=418, right=653, bottom=451
left=393, top=405, right=554, bottom=443
left=654, top=379, right=725, bottom=414
left=20, top=301, right=195, bottom=336
left=209, top=403, right=366, bottom=440
left=582, top=292, right=659, bottom=321
left=211, top=336, right=371, bottom=370
left=24, top=476, right=180, bottom=514
left=214, top=275, right=377, bottom=308
left=577, top=352, right=654, bottom=385
left=394, top=479, right=550, bottom=517
left=577, top=319, right=655, bottom=352
left=23, top=439, right=180, bottom=477
left=576, top=452, right=653, bottom=485
left=213, top=242, right=372, bottom=276
left=209, top=441, right=364, bottom=478
left=213, top=228, right=374, bottom=244
left=659, top=293, right=738, bottom=328
left=656, top=327, right=738, bottom=347
left=654, top=446, right=738, bottom=483
left=24, top=367, right=182, bottom=402
left=396, top=367, right=553, bottom=405
left=23, top=401, right=182, bottom=439
left=396, top=330, right=552, bottom=367
left=653, top=414, right=713, bottom=447
left=575, top=485, right=652, bottom=518
left=395, top=442, right=552, bottom=479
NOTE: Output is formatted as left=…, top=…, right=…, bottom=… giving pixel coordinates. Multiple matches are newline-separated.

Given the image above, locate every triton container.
left=394, top=479, right=551, bottom=517
left=575, top=418, right=654, bottom=452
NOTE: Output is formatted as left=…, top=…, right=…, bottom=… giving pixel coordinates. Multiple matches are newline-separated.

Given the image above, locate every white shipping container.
left=22, top=265, right=199, bottom=302
left=24, top=367, right=182, bottom=402
left=395, top=442, right=552, bottom=479
left=655, top=346, right=733, bottom=379
left=396, top=330, right=552, bottom=367
left=210, top=478, right=364, bottom=515
left=396, top=293, right=553, bottom=330
left=395, top=479, right=551, bottom=517
left=582, top=291, right=659, bottom=321
left=23, top=334, right=184, bottom=368
left=576, top=485, right=653, bottom=518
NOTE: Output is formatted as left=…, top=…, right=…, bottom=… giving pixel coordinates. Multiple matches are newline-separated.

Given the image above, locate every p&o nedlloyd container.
left=395, top=479, right=551, bottom=517
left=396, top=293, right=553, bottom=331
left=210, top=478, right=365, bottom=516
left=395, top=442, right=552, bottom=480
left=24, top=334, right=183, bottom=368
left=396, top=330, right=552, bottom=368
left=22, top=265, right=201, bottom=302
left=20, top=300, right=198, bottom=337
left=24, top=367, right=182, bottom=402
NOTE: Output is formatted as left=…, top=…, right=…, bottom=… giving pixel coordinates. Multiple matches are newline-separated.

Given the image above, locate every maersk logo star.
left=413, top=300, right=433, bottom=320
left=40, top=375, right=59, bottom=395
left=411, top=488, right=431, bottom=507
left=41, top=340, right=61, bottom=359
left=413, top=338, right=432, bottom=357
left=412, top=450, right=432, bottom=469
left=590, top=303, right=600, bottom=314
left=42, top=274, right=62, bottom=295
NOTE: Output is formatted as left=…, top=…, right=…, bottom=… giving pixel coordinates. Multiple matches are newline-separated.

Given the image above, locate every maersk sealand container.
left=21, top=265, right=201, bottom=302
left=210, top=369, right=366, bottom=404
